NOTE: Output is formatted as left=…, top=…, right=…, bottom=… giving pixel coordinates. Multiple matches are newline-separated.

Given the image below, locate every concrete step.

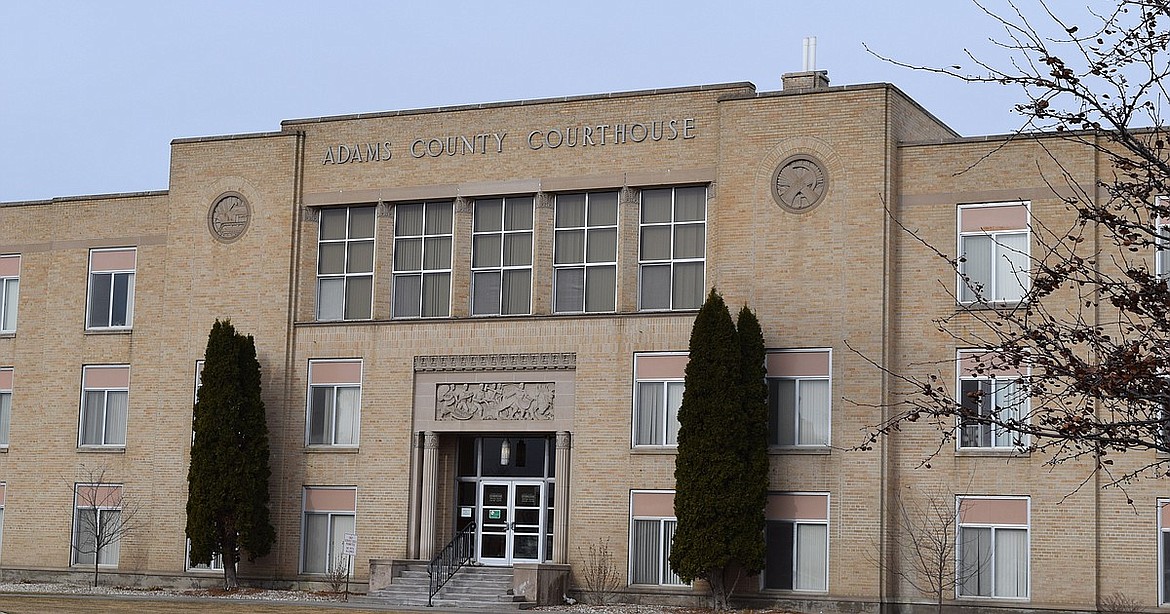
left=365, top=564, right=521, bottom=611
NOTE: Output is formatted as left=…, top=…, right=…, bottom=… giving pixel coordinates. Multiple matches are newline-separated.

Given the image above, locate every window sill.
left=305, top=446, right=360, bottom=454
left=186, top=567, right=225, bottom=574
left=956, top=300, right=1026, bottom=311
left=84, top=328, right=133, bottom=335
left=955, top=596, right=1030, bottom=602
left=77, top=446, right=126, bottom=453
left=0, top=332, right=13, bottom=338
left=759, top=588, right=829, bottom=595
left=0, top=446, right=7, bottom=453
left=631, top=446, right=678, bottom=455
left=955, top=448, right=1028, bottom=457
left=769, top=446, right=831, bottom=455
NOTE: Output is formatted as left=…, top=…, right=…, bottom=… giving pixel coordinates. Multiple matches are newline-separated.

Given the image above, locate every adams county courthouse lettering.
left=1, top=69, right=1168, bottom=612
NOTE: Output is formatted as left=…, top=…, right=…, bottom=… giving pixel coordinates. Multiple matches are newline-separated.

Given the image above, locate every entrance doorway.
left=456, top=436, right=554, bottom=566
left=478, top=481, right=544, bottom=564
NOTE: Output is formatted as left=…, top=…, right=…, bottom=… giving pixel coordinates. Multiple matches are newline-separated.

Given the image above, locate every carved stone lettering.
left=436, top=383, right=555, bottom=421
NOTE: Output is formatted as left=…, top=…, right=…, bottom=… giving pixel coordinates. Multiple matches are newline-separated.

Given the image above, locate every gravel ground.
left=0, top=582, right=790, bottom=612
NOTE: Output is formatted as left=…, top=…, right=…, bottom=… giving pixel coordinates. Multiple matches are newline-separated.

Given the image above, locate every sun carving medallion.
left=771, top=155, right=828, bottom=213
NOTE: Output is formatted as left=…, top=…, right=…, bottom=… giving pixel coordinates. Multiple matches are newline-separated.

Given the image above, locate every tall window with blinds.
left=958, top=202, right=1030, bottom=303
left=639, top=186, right=706, bottom=311
left=306, top=360, right=362, bottom=448
left=78, top=365, right=129, bottom=448
left=957, top=350, right=1028, bottom=450
left=632, top=353, right=687, bottom=447
left=393, top=201, right=453, bottom=318
left=554, top=191, right=618, bottom=313
left=316, top=206, right=375, bottom=321
left=957, top=496, right=1029, bottom=599
left=766, top=350, right=831, bottom=447
left=629, top=491, right=684, bottom=586
left=472, top=196, right=533, bottom=316
left=764, top=493, right=829, bottom=592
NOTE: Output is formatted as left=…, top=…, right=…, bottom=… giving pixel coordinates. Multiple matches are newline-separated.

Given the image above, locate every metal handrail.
left=427, top=521, right=477, bottom=607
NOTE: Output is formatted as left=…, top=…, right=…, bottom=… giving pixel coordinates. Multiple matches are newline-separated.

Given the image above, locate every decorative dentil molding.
left=414, top=352, right=576, bottom=372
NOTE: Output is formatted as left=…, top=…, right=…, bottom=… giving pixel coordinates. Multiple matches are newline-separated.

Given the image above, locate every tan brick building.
left=0, top=72, right=1165, bottom=612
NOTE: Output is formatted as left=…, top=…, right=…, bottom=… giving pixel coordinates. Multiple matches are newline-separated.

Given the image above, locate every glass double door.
left=478, top=480, right=544, bottom=565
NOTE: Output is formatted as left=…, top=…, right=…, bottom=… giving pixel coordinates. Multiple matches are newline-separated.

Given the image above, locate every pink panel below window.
left=0, top=483, right=5, bottom=506
left=958, top=352, right=1027, bottom=378
left=631, top=491, right=675, bottom=517
left=1161, top=501, right=1170, bottom=529
left=304, top=487, right=357, bottom=513
left=0, top=369, right=11, bottom=390
left=959, top=497, right=1028, bottom=525
left=767, top=493, right=829, bottom=521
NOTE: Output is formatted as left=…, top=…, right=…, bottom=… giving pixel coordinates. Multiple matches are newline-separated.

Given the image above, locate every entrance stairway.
left=362, top=563, right=526, bottom=610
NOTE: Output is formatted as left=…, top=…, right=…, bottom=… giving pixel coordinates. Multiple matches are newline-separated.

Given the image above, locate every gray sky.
left=1, top=1, right=1064, bottom=202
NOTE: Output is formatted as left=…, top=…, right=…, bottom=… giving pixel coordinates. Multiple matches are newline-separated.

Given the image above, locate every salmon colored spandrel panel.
left=635, top=355, right=688, bottom=380
left=90, top=249, right=137, bottom=272
left=766, top=352, right=830, bottom=377
left=309, top=360, right=362, bottom=385
left=76, top=485, right=122, bottom=507
left=1161, top=501, right=1170, bottom=529
left=959, top=498, right=1028, bottom=525
left=0, top=369, right=12, bottom=390
left=958, top=352, right=1028, bottom=378
left=84, top=366, right=130, bottom=389
left=0, top=483, right=6, bottom=507
left=631, top=492, right=675, bottom=517
left=766, top=494, right=829, bottom=521
left=960, top=204, right=1029, bottom=233
left=0, top=255, right=19, bottom=277
left=304, top=488, right=357, bottom=513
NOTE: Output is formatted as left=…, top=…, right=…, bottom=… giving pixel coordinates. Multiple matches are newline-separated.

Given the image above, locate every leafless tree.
left=872, top=484, right=985, bottom=614
left=70, top=465, right=141, bottom=587
left=859, top=0, right=1170, bottom=483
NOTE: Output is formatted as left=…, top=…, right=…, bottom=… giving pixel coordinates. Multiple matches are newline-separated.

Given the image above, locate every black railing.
left=427, top=521, right=477, bottom=607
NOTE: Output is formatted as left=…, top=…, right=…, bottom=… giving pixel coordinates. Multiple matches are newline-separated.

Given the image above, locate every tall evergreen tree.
left=187, top=319, right=276, bottom=589
left=729, top=305, right=768, bottom=575
left=670, top=288, right=743, bottom=610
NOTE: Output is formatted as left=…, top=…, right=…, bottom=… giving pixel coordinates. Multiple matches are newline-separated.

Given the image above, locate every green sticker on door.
left=489, top=509, right=502, bottom=520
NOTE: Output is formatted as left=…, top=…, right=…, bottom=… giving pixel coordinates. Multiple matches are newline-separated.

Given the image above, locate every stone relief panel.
left=436, top=382, right=555, bottom=421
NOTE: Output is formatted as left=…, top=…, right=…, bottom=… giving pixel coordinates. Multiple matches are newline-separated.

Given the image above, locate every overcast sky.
left=0, top=1, right=1090, bottom=202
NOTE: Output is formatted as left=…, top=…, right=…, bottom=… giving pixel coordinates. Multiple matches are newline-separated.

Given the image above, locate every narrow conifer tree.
left=670, top=288, right=742, bottom=609
left=729, top=305, right=768, bottom=575
left=187, top=319, right=276, bottom=589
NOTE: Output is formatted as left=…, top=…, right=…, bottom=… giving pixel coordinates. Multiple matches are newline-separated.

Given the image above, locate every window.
left=767, top=350, right=831, bottom=447
left=629, top=491, right=684, bottom=586
left=306, top=360, right=362, bottom=447
left=86, top=248, right=136, bottom=329
left=472, top=196, right=533, bottom=315
left=1160, top=499, right=1170, bottom=604
left=79, top=365, right=129, bottom=448
left=392, top=201, right=453, bottom=318
left=0, top=483, right=6, bottom=561
left=958, top=202, right=1029, bottom=303
left=639, top=186, right=706, bottom=310
left=0, top=255, right=19, bottom=333
left=317, top=206, right=375, bottom=321
left=72, top=484, right=123, bottom=567
left=764, top=493, right=829, bottom=592
left=0, top=368, right=11, bottom=448
left=633, top=353, right=686, bottom=447
left=958, top=351, right=1028, bottom=449
left=957, top=496, right=1029, bottom=599
left=554, top=191, right=618, bottom=313
left=185, top=538, right=223, bottom=572
left=302, top=487, right=357, bottom=574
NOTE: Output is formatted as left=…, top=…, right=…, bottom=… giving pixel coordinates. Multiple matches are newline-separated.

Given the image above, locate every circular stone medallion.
left=208, top=192, right=251, bottom=243
left=771, top=155, right=828, bottom=213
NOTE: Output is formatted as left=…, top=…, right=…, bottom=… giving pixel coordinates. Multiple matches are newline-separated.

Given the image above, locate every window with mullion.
left=307, top=384, right=360, bottom=446
left=630, top=517, right=683, bottom=586
left=554, top=192, right=618, bottom=313
left=80, top=389, right=128, bottom=447
left=472, top=196, right=533, bottom=316
left=393, top=201, right=453, bottom=318
left=765, top=520, right=828, bottom=591
left=639, top=186, right=706, bottom=311
left=634, top=380, right=683, bottom=446
left=302, top=511, right=356, bottom=574
left=768, top=377, right=830, bottom=446
left=316, top=206, right=375, bottom=321
left=958, top=377, right=1026, bottom=449
left=0, top=275, right=17, bottom=333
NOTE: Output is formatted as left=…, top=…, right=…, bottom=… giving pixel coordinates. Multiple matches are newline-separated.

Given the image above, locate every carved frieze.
left=436, top=382, right=555, bottom=421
